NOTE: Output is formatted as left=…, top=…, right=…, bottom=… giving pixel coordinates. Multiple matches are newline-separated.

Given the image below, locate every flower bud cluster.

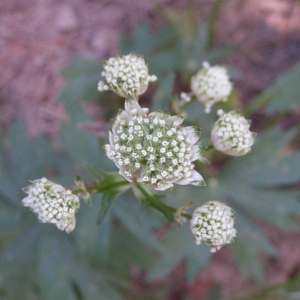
left=190, top=201, right=237, bottom=252
left=211, top=110, right=256, bottom=156
left=104, top=98, right=205, bottom=191
left=22, top=178, right=80, bottom=233
left=98, top=53, right=157, bottom=98
left=191, top=62, right=232, bottom=113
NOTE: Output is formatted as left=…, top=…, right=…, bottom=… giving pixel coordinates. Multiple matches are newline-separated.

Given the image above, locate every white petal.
left=66, top=215, right=76, bottom=234
left=182, top=126, right=201, bottom=145
left=167, top=115, right=184, bottom=127
left=108, top=132, right=114, bottom=145
left=190, top=145, right=202, bottom=161
left=176, top=170, right=205, bottom=186
left=153, top=182, right=174, bottom=191
left=103, top=144, right=113, bottom=159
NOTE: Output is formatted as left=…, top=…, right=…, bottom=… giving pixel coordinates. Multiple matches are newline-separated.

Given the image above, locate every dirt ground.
left=1, top=0, right=300, bottom=298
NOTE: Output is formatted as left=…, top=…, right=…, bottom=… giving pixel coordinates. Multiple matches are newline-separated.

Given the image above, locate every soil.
left=1, top=0, right=300, bottom=299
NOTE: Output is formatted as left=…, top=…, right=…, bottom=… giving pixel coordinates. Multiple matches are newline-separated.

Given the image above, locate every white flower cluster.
left=104, top=97, right=205, bottom=191
left=98, top=53, right=157, bottom=98
left=191, top=62, right=232, bottom=113
left=22, top=178, right=80, bottom=233
left=190, top=201, right=237, bottom=252
left=211, top=109, right=256, bottom=156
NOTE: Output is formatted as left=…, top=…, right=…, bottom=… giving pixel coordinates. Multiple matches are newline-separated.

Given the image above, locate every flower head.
left=191, top=62, right=232, bottom=113
left=98, top=53, right=157, bottom=98
left=211, top=109, right=256, bottom=156
left=22, top=178, right=80, bottom=233
left=104, top=97, right=205, bottom=191
left=190, top=201, right=237, bottom=252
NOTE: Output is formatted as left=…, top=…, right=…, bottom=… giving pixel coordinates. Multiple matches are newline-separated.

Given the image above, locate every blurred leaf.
left=9, top=117, right=54, bottom=188
left=97, top=192, right=117, bottom=226
left=151, top=72, right=175, bottom=111
left=0, top=227, right=40, bottom=300
left=72, top=266, right=123, bottom=300
left=59, top=58, right=101, bottom=103
left=261, top=61, right=300, bottom=114
left=207, top=0, right=223, bottom=50
left=61, top=108, right=103, bottom=167
left=38, top=230, right=77, bottom=300
left=74, top=196, right=111, bottom=262
left=147, top=222, right=210, bottom=283
left=250, top=152, right=300, bottom=186
left=114, top=193, right=165, bottom=253
left=61, top=58, right=102, bottom=79
left=230, top=208, right=277, bottom=282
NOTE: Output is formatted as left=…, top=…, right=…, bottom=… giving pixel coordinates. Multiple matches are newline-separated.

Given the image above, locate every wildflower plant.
left=1, top=11, right=300, bottom=299
left=21, top=53, right=250, bottom=250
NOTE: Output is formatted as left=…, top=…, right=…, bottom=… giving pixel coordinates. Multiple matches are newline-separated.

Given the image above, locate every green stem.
left=135, top=183, right=192, bottom=220
left=72, top=180, right=129, bottom=195
left=207, top=0, right=223, bottom=51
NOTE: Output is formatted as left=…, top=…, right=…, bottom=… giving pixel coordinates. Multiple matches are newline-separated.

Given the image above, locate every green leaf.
left=230, top=208, right=277, bottom=282
left=264, top=61, right=300, bottom=114
left=113, top=193, right=165, bottom=253
left=147, top=223, right=210, bottom=283
left=61, top=58, right=102, bottom=79
left=61, top=110, right=103, bottom=167
left=74, top=196, right=111, bottom=262
left=72, top=266, right=123, bottom=300
left=0, top=227, right=40, bottom=300
left=151, top=72, right=175, bottom=111
left=38, top=229, right=77, bottom=300
left=97, top=192, right=117, bottom=226
left=9, top=117, right=54, bottom=188
left=250, top=152, right=300, bottom=186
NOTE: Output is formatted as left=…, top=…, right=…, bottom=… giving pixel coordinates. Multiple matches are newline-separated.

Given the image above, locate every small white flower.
left=190, top=201, right=237, bottom=252
left=98, top=53, right=157, bottom=98
left=104, top=97, right=205, bottom=191
left=22, top=178, right=80, bottom=233
left=191, top=62, right=232, bottom=113
left=211, top=110, right=256, bottom=156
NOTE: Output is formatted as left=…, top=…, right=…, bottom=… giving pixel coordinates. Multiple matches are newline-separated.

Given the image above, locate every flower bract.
left=98, top=53, right=157, bottom=98
left=191, top=62, right=232, bottom=113
left=22, top=178, right=80, bottom=233
left=190, top=201, right=237, bottom=252
left=104, top=97, right=205, bottom=191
